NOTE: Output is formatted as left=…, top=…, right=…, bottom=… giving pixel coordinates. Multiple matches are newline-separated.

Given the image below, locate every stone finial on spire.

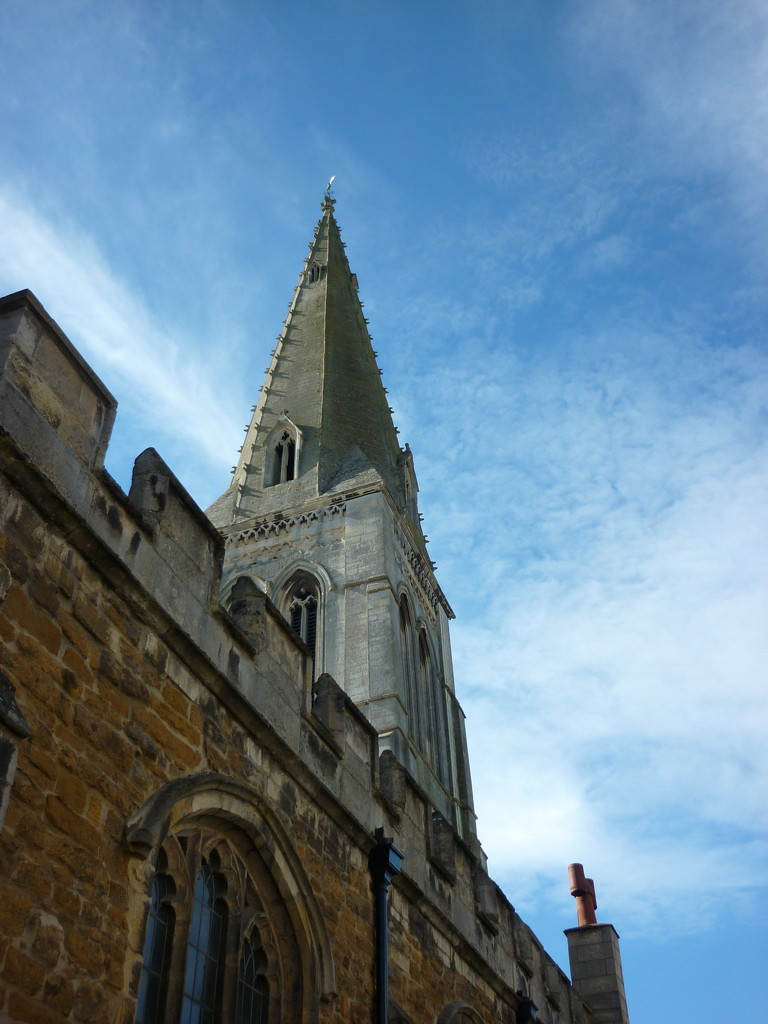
left=322, top=175, right=336, bottom=213
left=568, top=863, right=598, bottom=926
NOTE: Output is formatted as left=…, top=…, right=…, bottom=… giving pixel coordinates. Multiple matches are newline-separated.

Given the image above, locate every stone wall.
left=0, top=290, right=591, bottom=1024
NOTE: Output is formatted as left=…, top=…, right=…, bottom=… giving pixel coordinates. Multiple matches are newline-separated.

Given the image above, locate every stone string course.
left=225, top=500, right=347, bottom=546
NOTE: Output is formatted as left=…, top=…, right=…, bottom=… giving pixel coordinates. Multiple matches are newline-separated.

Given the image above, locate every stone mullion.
left=242, top=898, right=282, bottom=1024
left=164, top=834, right=200, bottom=1022
left=218, top=889, right=244, bottom=1022
left=161, top=875, right=192, bottom=1023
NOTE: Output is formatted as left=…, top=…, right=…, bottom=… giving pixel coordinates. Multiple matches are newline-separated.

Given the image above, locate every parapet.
left=0, top=290, right=116, bottom=512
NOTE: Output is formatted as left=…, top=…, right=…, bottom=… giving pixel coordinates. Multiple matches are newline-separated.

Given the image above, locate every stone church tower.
left=207, top=194, right=476, bottom=844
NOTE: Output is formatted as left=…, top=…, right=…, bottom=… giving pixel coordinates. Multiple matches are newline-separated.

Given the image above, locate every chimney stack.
left=564, top=864, right=630, bottom=1024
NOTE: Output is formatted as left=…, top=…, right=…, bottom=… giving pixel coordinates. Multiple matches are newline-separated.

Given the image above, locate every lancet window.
left=418, top=630, right=438, bottom=769
left=236, top=935, right=270, bottom=1024
left=135, top=833, right=275, bottom=1024
left=307, top=261, right=325, bottom=284
left=136, top=854, right=175, bottom=1023
left=287, top=578, right=319, bottom=663
left=399, top=596, right=422, bottom=748
left=181, top=856, right=228, bottom=1020
left=419, top=628, right=454, bottom=790
left=268, top=430, right=296, bottom=486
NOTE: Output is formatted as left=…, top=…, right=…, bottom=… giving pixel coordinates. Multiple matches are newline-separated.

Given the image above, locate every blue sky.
left=2, top=2, right=767, bottom=1021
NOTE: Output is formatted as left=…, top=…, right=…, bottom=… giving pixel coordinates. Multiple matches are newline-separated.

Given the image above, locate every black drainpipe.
left=368, top=827, right=404, bottom=1024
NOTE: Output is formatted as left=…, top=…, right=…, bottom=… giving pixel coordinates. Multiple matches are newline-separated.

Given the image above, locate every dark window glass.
left=236, top=934, right=270, bottom=1024
left=180, top=861, right=228, bottom=1024
left=288, top=583, right=318, bottom=661
left=304, top=598, right=317, bottom=655
left=285, top=438, right=295, bottom=479
left=290, top=603, right=303, bottom=636
left=136, top=875, right=175, bottom=1024
left=269, top=432, right=297, bottom=486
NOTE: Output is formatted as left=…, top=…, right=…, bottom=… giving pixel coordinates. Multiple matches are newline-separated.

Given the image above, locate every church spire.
left=206, top=195, right=474, bottom=842
left=208, top=192, right=419, bottom=547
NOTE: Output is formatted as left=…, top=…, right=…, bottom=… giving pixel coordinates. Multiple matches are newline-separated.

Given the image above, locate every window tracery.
left=436, top=1004, right=486, bottom=1024
left=307, top=262, right=325, bottom=284
left=181, top=855, right=228, bottom=1022
left=135, top=832, right=275, bottom=1024
left=263, top=417, right=302, bottom=489
left=268, top=430, right=296, bottom=486
left=236, top=933, right=270, bottom=1024
left=283, top=574, right=321, bottom=669
left=126, top=775, right=336, bottom=1024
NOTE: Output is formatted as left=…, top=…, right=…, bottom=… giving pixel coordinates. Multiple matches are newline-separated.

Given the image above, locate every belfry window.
left=288, top=582, right=318, bottom=661
left=268, top=431, right=296, bottom=486
left=307, top=262, right=325, bottom=283
left=263, top=418, right=302, bottom=490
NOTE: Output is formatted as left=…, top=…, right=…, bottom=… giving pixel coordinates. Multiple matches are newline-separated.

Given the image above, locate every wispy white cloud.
left=567, top=0, right=768, bottom=239
left=0, top=187, right=243, bottom=495
left=421, top=318, right=768, bottom=935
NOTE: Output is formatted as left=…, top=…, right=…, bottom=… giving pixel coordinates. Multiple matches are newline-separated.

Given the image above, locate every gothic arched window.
left=288, top=580, right=318, bottom=662
left=127, top=779, right=336, bottom=1024
left=135, top=834, right=276, bottom=1024
left=236, top=933, right=270, bottom=1024
left=268, top=430, right=296, bottom=486
left=399, top=596, right=421, bottom=748
left=136, top=858, right=175, bottom=1024
left=418, top=630, right=437, bottom=768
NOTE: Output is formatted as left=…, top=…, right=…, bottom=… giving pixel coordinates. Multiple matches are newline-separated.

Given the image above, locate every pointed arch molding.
left=264, top=414, right=303, bottom=487
left=124, top=772, right=337, bottom=1005
left=265, top=413, right=303, bottom=448
left=272, top=558, right=334, bottom=598
left=435, top=1003, right=486, bottom=1024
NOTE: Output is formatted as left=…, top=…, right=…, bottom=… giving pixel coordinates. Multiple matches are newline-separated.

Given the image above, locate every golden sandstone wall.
left=0, top=290, right=589, bottom=1024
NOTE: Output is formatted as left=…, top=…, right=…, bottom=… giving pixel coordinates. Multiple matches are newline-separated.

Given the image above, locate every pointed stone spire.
left=208, top=192, right=409, bottom=531
left=207, top=196, right=475, bottom=843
